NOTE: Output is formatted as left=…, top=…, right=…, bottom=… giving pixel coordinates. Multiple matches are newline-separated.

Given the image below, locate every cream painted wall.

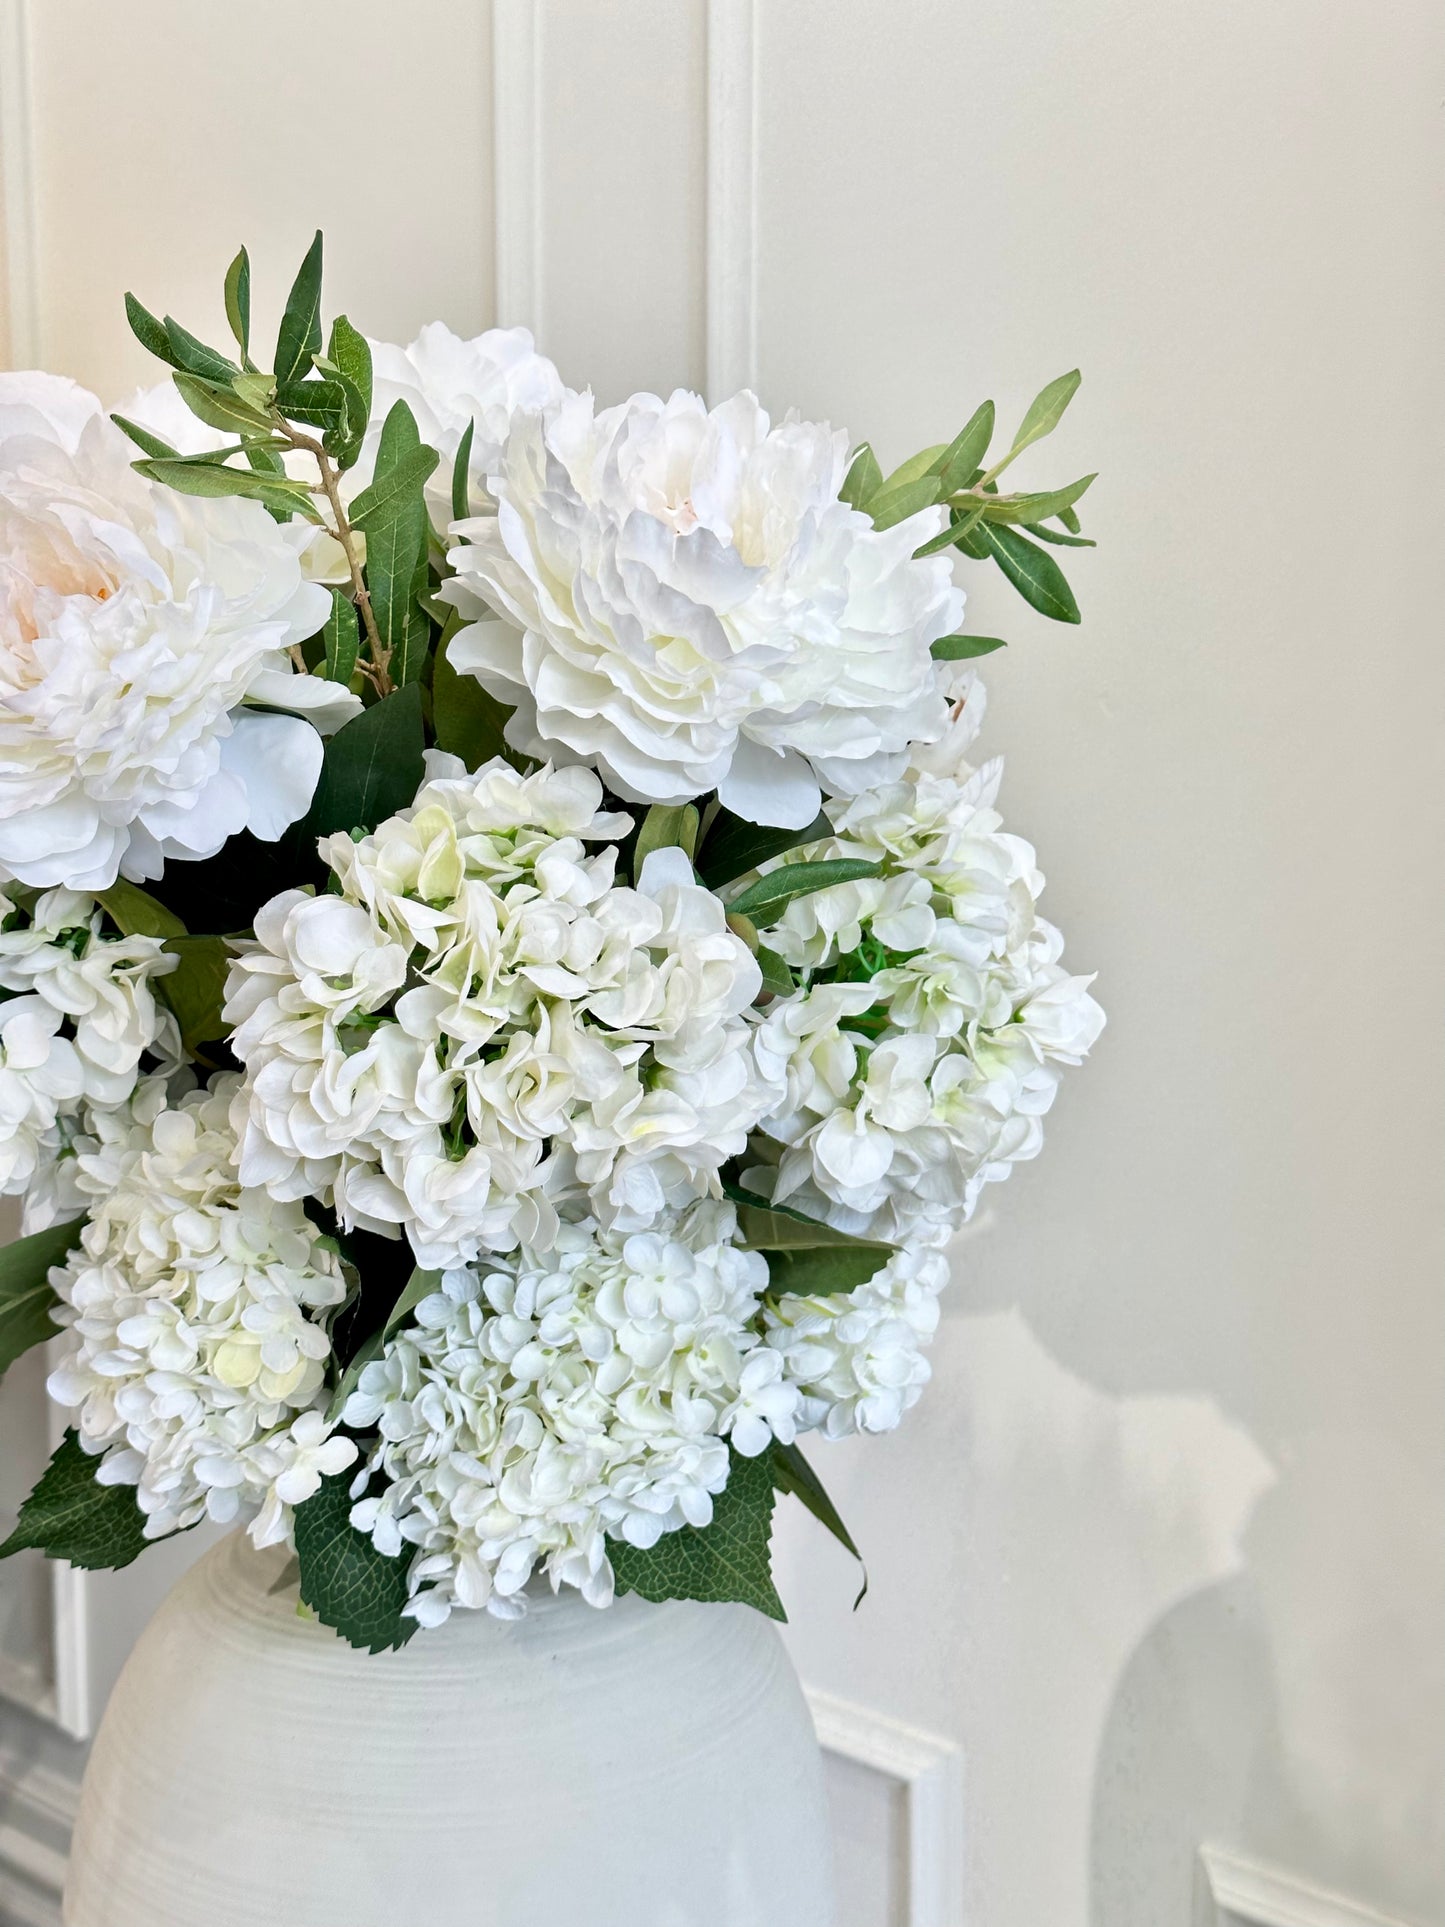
left=1, top=3, right=1441, bottom=1924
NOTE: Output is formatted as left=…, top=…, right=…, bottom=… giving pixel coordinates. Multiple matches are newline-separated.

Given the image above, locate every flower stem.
left=274, top=418, right=392, bottom=697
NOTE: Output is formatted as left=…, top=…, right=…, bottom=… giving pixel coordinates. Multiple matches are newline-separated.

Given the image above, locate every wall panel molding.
left=704, top=0, right=757, bottom=399
left=0, top=0, right=40, bottom=367
left=807, top=1687, right=963, bottom=1927
left=1198, top=1847, right=1426, bottom=1927
left=491, top=0, right=542, bottom=335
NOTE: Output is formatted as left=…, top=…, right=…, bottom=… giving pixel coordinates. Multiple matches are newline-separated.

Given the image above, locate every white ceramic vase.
left=63, top=1531, right=834, bottom=1927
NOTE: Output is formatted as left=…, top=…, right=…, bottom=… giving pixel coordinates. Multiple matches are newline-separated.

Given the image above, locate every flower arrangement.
left=0, top=235, right=1103, bottom=1649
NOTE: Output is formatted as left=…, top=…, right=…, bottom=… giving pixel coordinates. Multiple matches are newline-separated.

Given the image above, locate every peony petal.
left=717, top=737, right=821, bottom=830
left=221, top=711, right=323, bottom=842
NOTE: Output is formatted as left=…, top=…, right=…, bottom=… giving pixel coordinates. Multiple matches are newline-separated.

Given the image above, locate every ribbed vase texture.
left=63, top=1532, right=834, bottom=1927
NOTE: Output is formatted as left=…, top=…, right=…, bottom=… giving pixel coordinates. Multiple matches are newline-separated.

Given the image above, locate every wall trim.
left=1198, top=1847, right=1427, bottom=1927
left=704, top=0, right=758, bottom=400
left=0, top=1759, right=76, bottom=1927
left=491, top=0, right=542, bottom=337
left=807, top=1687, right=963, bottom=1927
left=0, top=0, right=40, bottom=368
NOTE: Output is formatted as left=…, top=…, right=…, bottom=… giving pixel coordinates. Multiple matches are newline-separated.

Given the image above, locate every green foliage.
left=161, top=316, right=237, bottom=386
left=321, top=588, right=360, bottom=686
left=755, top=944, right=794, bottom=998
left=350, top=401, right=438, bottom=686
left=172, top=371, right=271, bottom=439
left=977, top=522, right=1081, bottom=623
left=274, top=230, right=324, bottom=387
left=325, top=1265, right=440, bottom=1423
left=161, top=935, right=233, bottom=1061
left=0, top=1431, right=156, bottom=1571
left=610, top=1446, right=785, bottom=1621
left=131, top=455, right=316, bottom=521
left=633, top=804, right=700, bottom=880
left=432, top=623, right=513, bottom=770
left=728, top=1185, right=892, bottom=1297
left=772, top=1440, right=866, bottom=1603
left=223, top=246, right=251, bottom=359
left=936, top=400, right=995, bottom=492
left=451, top=417, right=475, bottom=525
left=931, top=634, right=1007, bottom=661
left=96, top=879, right=187, bottom=940
left=110, top=413, right=179, bottom=460
left=694, top=805, right=831, bottom=890
left=293, top=1470, right=419, bottom=1653
left=727, top=857, right=883, bottom=925
left=1008, top=367, right=1081, bottom=460
left=304, top=683, right=426, bottom=838
left=0, top=1217, right=83, bottom=1380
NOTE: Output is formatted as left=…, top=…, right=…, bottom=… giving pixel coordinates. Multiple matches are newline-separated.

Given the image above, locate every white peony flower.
left=0, top=883, right=182, bottom=1230
left=441, top=387, right=962, bottom=828
left=225, top=758, right=772, bottom=1268
left=0, top=371, right=350, bottom=888
left=343, top=1200, right=794, bottom=1623
left=46, top=1072, right=354, bottom=1542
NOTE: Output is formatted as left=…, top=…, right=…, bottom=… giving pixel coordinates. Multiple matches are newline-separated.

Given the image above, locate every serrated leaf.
left=274, top=229, right=324, bottom=387
left=351, top=402, right=437, bottom=686
left=293, top=1469, right=418, bottom=1653
left=633, top=804, right=699, bottom=879
left=451, top=417, right=475, bottom=526
left=695, top=805, right=830, bottom=890
left=96, top=879, right=187, bottom=940
left=1010, top=368, right=1081, bottom=456
left=978, top=521, right=1081, bottom=623
left=839, top=442, right=882, bottom=512
left=937, top=400, right=995, bottom=493
left=0, top=1431, right=157, bottom=1571
left=727, top=858, right=883, bottom=924
left=432, top=621, right=513, bottom=770
left=931, top=634, right=1007, bottom=661
left=979, top=473, right=1096, bottom=526
left=162, top=317, right=238, bottom=386
left=110, top=413, right=180, bottom=461
left=0, top=1217, right=83, bottom=1379
left=223, top=246, right=251, bottom=358
left=321, top=589, right=359, bottom=686
left=161, top=934, right=232, bottom=1059
left=610, top=1446, right=784, bottom=1620
left=173, top=371, right=272, bottom=439
left=867, top=474, right=942, bottom=531
left=124, top=292, right=174, bottom=366
left=772, top=1441, right=866, bottom=1603
left=305, top=683, right=425, bottom=838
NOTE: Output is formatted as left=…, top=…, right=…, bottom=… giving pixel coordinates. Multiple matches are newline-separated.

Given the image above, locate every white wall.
left=1, top=4, right=1441, bottom=1925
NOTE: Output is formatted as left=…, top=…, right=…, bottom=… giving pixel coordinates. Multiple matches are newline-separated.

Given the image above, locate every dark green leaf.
left=634, top=804, right=699, bottom=878
left=275, top=376, right=348, bottom=437
left=839, top=442, right=882, bottom=512
left=172, top=371, right=272, bottom=439
left=0, top=1218, right=83, bottom=1379
left=124, top=292, right=174, bottom=366
left=223, top=246, right=251, bottom=358
left=979, top=473, right=1095, bottom=526
left=1023, top=521, right=1096, bottom=548
left=610, top=1446, right=784, bottom=1620
left=695, top=805, right=830, bottom=890
left=755, top=944, right=794, bottom=997
left=772, top=1441, right=866, bottom=1602
left=110, top=413, right=180, bottom=461
left=327, top=316, right=372, bottom=421
left=432, top=623, right=513, bottom=770
left=161, top=935, right=232, bottom=1058
left=325, top=1265, right=440, bottom=1422
left=293, top=1469, right=418, bottom=1653
left=759, top=1243, right=892, bottom=1296
left=931, top=634, right=1007, bottom=661
left=321, top=589, right=359, bottom=686
left=867, top=474, right=942, bottom=531
left=727, top=858, right=883, bottom=924
left=133, top=457, right=316, bottom=519
left=347, top=428, right=439, bottom=525
left=978, top=522, right=1081, bottom=623
left=274, top=229, right=324, bottom=387
left=351, top=402, right=437, bottom=686
left=451, top=417, right=475, bottom=526
left=162, top=317, right=238, bottom=386
left=96, top=880, right=187, bottom=940
left=305, top=683, right=426, bottom=838
left=1010, top=368, right=1081, bottom=456
left=0, top=1431, right=156, bottom=1571
left=937, top=401, right=995, bottom=493
left=914, top=505, right=988, bottom=558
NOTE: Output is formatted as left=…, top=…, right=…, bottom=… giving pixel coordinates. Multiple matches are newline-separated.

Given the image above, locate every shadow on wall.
left=1090, top=1428, right=1445, bottom=1927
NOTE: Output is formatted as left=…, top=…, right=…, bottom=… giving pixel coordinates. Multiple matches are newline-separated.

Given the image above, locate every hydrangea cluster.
left=342, top=1200, right=798, bottom=1623
left=46, top=1073, right=355, bottom=1543
left=0, top=883, right=181, bottom=1232
left=224, top=756, right=772, bottom=1268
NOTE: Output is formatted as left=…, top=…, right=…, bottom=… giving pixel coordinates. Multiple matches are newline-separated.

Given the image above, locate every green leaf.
left=979, top=473, right=1095, bottom=526
left=727, top=858, right=883, bottom=924
left=879, top=444, right=948, bottom=493
left=977, top=521, right=1081, bottom=623
left=293, top=1469, right=419, bottom=1653
left=724, top=1183, right=893, bottom=1295
left=695, top=805, right=830, bottom=890
left=755, top=944, right=794, bottom=997
left=1059, top=504, right=1082, bottom=534
left=223, top=246, right=251, bottom=358
left=931, top=634, right=1007, bottom=661
left=0, top=1217, right=83, bottom=1379
left=305, top=682, right=426, bottom=838
left=275, top=376, right=348, bottom=437
left=936, top=400, right=995, bottom=493
left=610, top=1446, right=784, bottom=1621
left=96, top=879, right=187, bottom=940
left=432, top=623, right=512, bottom=770
left=274, top=229, right=324, bottom=387
left=325, top=1265, right=440, bottom=1423
left=772, top=1440, right=866, bottom=1602
left=110, top=413, right=180, bottom=461
left=1023, top=521, right=1096, bottom=548
left=913, top=502, right=989, bottom=558
left=132, top=456, right=316, bottom=519
left=321, top=589, right=359, bottom=686
left=867, top=474, right=942, bottom=531
left=351, top=402, right=437, bottom=686
left=232, top=371, right=276, bottom=415
left=161, top=935, right=232, bottom=1058
left=124, top=292, right=175, bottom=366
left=162, top=317, right=238, bottom=386
left=327, top=316, right=372, bottom=421
left=0, top=1431, right=155, bottom=1571
left=451, top=417, right=475, bottom=526
left=172, top=371, right=272, bottom=439
left=634, top=804, right=699, bottom=879
left=839, top=442, right=882, bottom=512
left=1009, top=368, right=1081, bottom=457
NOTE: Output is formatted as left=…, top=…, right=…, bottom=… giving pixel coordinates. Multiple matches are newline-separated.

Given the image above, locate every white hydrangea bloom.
left=0, top=373, right=347, bottom=890
left=225, top=756, right=774, bottom=1268
left=343, top=1200, right=794, bottom=1624
left=46, top=1073, right=354, bottom=1542
left=765, top=1242, right=950, bottom=1438
left=0, top=884, right=182, bottom=1230
left=441, top=387, right=962, bottom=829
